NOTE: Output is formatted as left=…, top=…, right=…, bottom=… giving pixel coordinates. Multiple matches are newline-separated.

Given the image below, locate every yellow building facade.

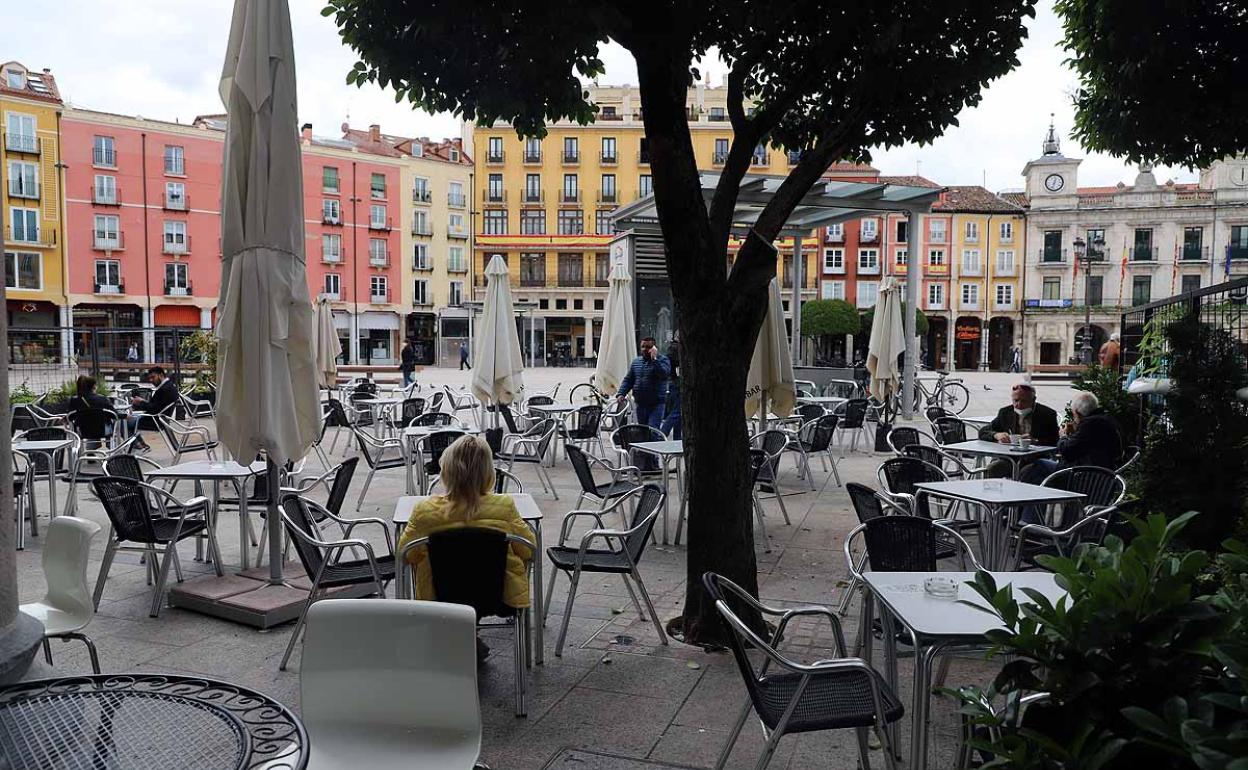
left=473, top=84, right=816, bottom=362
left=1, top=61, right=68, bottom=345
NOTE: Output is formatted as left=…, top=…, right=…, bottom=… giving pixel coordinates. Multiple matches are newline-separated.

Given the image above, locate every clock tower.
left=1021, top=117, right=1081, bottom=210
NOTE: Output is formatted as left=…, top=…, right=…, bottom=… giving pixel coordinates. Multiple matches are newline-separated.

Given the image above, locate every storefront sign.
left=1024, top=299, right=1074, bottom=308
left=955, top=322, right=981, bottom=341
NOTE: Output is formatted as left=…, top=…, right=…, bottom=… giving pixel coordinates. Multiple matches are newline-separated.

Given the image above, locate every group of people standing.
left=615, top=336, right=682, bottom=439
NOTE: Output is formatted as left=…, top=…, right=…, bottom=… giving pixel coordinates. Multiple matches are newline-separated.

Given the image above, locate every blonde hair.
left=439, top=435, right=495, bottom=519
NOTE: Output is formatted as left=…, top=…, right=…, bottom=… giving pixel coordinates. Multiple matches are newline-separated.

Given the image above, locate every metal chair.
left=21, top=516, right=103, bottom=674
left=561, top=405, right=605, bottom=457
left=519, top=395, right=555, bottom=431
left=154, top=413, right=219, bottom=463
left=91, top=475, right=221, bottom=617
left=500, top=419, right=559, bottom=498
left=1114, top=445, right=1141, bottom=475
left=750, top=430, right=800, bottom=512
left=278, top=495, right=395, bottom=670
left=261, top=458, right=361, bottom=565
left=901, top=444, right=984, bottom=481
left=427, top=467, right=524, bottom=496
left=412, top=429, right=469, bottom=495
left=876, top=456, right=949, bottom=519
left=411, top=412, right=456, bottom=428
left=746, top=449, right=775, bottom=552
left=394, top=397, right=426, bottom=429
left=932, top=416, right=969, bottom=446
left=924, top=405, right=953, bottom=424
left=545, top=486, right=667, bottom=656
left=16, top=426, right=81, bottom=507
left=399, top=527, right=534, bottom=717
left=837, top=398, right=871, bottom=452
left=835, top=483, right=912, bottom=617
left=350, top=426, right=407, bottom=510
left=566, top=445, right=641, bottom=526
left=795, top=402, right=825, bottom=424
left=178, top=388, right=216, bottom=421
left=703, top=571, right=904, bottom=770
left=885, top=426, right=935, bottom=455
left=443, top=386, right=479, bottom=427
left=67, top=407, right=119, bottom=448
left=825, top=379, right=860, bottom=400
left=794, top=414, right=842, bottom=487
left=62, top=433, right=138, bottom=517
left=609, top=424, right=666, bottom=480
left=426, top=390, right=445, bottom=414
left=13, top=452, right=33, bottom=549
left=600, top=397, right=631, bottom=433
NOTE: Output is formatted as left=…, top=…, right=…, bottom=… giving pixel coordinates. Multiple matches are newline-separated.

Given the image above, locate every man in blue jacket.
left=616, top=336, right=671, bottom=430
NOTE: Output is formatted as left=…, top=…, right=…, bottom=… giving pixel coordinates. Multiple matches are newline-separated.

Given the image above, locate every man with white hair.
left=1098, top=332, right=1121, bottom=370
left=1022, top=390, right=1124, bottom=483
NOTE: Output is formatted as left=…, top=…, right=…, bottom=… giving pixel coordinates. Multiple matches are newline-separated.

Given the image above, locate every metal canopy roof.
left=612, top=172, right=945, bottom=237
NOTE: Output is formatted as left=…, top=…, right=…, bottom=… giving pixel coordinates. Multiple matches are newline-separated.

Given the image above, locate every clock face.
left=1044, top=173, right=1065, bottom=192
left=1232, top=167, right=1248, bottom=187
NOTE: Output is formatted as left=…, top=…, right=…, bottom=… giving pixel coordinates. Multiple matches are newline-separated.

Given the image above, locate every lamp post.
left=1074, top=235, right=1105, bottom=365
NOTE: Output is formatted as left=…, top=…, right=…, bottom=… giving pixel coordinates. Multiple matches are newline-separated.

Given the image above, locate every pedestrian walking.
left=615, top=336, right=671, bottom=430
left=400, top=339, right=417, bottom=387
left=459, top=342, right=470, bottom=371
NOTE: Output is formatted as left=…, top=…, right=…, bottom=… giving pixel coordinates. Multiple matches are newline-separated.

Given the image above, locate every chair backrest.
left=796, top=403, right=825, bottom=424
left=427, top=527, right=515, bottom=617
left=498, top=403, right=520, bottom=434
left=701, top=572, right=779, bottom=711
left=280, top=496, right=330, bottom=578
left=747, top=449, right=769, bottom=486
left=353, top=380, right=378, bottom=396
left=325, top=457, right=360, bottom=516
left=803, top=415, right=838, bottom=453
left=846, top=482, right=890, bottom=525
left=862, top=516, right=940, bottom=572
left=398, top=398, right=426, bottom=428
left=825, top=379, right=859, bottom=400
left=840, top=398, right=868, bottom=428
left=570, top=405, right=603, bottom=437
left=1115, top=445, right=1141, bottom=475
left=102, top=454, right=146, bottom=482
left=902, top=444, right=947, bottom=470
left=427, top=390, right=445, bottom=412
left=886, top=426, right=925, bottom=454
left=413, top=412, right=454, bottom=428
left=69, top=408, right=116, bottom=442
left=422, top=430, right=467, bottom=475
left=623, top=485, right=665, bottom=564
left=301, top=599, right=481, bottom=743
left=878, top=456, right=947, bottom=498
left=525, top=395, right=554, bottom=409
left=932, top=416, right=968, bottom=445
left=494, top=468, right=523, bottom=493
left=1042, top=466, right=1126, bottom=527
left=91, top=476, right=157, bottom=544
left=40, top=516, right=101, bottom=620
left=531, top=419, right=558, bottom=457
left=753, top=429, right=788, bottom=458
left=566, top=445, right=600, bottom=494
left=925, top=406, right=953, bottom=424
left=323, top=399, right=350, bottom=427
left=612, top=424, right=664, bottom=473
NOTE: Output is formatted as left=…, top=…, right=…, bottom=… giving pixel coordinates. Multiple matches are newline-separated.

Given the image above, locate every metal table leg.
left=530, top=519, right=544, bottom=665
left=403, top=434, right=415, bottom=495
left=235, top=478, right=250, bottom=571
left=660, top=455, right=671, bottom=544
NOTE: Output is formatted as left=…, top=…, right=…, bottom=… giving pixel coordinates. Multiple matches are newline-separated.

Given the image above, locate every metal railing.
left=92, top=231, right=123, bottom=251
left=1039, top=248, right=1067, bottom=264
left=1132, top=245, right=1159, bottom=262
left=1182, top=245, right=1211, bottom=261
left=164, top=281, right=192, bottom=296
left=523, top=151, right=542, bottom=164
left=93, top=280, right=124, bottom=294
left=412, top=189, right=431, bottom=203
left=483, top=189, right=506, bottom=204
left=6, top=226, right=57, bottom=248
left=600, top=152, right=617, bottom=164
left=164, top=192, right=189, bottom=211
left=162, top=237, right=190, bottom=256
left=93, top=187, right=120, bottom=206
left=448, top=193, right=466, bottom=207
left=7, top=179, right=38, bottom=199
left=1120, top=276, right=1248, bottom=381
left=368, top=217, right=393, bottom=232
left=5, top=132, right=39, bottom=154
left=93, top=148, right=117, bottom=167
left=486, top=151, right=505, bottom=164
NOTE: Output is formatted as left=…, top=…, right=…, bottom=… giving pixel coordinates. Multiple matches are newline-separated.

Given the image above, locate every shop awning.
left=154, top=305, right=202, bottom=327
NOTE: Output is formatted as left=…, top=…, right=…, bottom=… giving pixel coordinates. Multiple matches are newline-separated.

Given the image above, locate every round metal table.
left=0, top=674, right=308, bottom=770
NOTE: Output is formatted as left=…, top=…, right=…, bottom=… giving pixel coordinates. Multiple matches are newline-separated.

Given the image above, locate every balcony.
left=163, top=192, right=189, bottom=211
left=92, top=231, right=123, bottom=251
left=5, top=132, right=39, bottom=154
left=322, top=250, right=343, bottom=264
left=411, top=297, right=431, bottom=308
left=7, top=179, right=38, bottom=199
left=713, top=152, right=727, bottom=166
left=750, top=154, right=769, bottom=166
left=447, top=261, right=468, bottom=274
left=857, top=262, right=881, bottom=275
left=598, top=110, right=623, bottom=122
left=412, top=257, right=432, bottom=271
left=597, top=190, right=617, bottom=204
left=964, top=233, right=979, bottom=244
left=483, top=189, right=507, bottom=204
left=370, top=290, right=390, bottom=304
left=523, top=150, right=542, bottom=164
left=447, top=226, right=469, bottom=239
left=822, top=261, right=845, bottom=275
left=924, top=262, right=949, bottom=275
left=368, top=217, right=392, bottom=232
left=162, top=237, right=190, bottom=256
left=411, top=223, right=433, bottom=237
left=859, top=231, right=879, bottom=244
left=164, top=281, right=192, bottom=297
left=562, top=151, right=579, bottom=164
left=708, top=110, right=728, bottom=123
left=92, top=187, right=120, bottom=206
left=323, top=291, right=341, bottom=302
left=960, top=264, right=982, bottom=277
left=322, top=213, right=343, bottom=226
left=6, top=226, right=56, bottom=248
left=94, top=280, right=124, bottom=295
left=368, top=251, right=390, bottom=268
left=522, top=190, right=544, bottom=204
left=447, top=192, right=466, bottom=208
left=961, top=300, right=981, bottom=311
left=560, top=190, right=581, bottom=204
left=93, top=148, right=117, bottom=168
left=929, top=232, right=948, bottom=245
left=638, top=151, right=651, bottom=165
left=994, top=264, right=1017, bottom=278
left=412, top=189, right=431, bottom=204
left=1181, top=245, right=1211, bottom=262
left=600, top=152, right=617, bottom=165
left=825, top=229, right=844, bottom=243
left=927, top=300, right=945, bottom=311
left=1229, top=245, right=1248, bottom=262
left=1037, top=248, right=1067, bottom=266
left=1131, top=245, right=1158, bottom=262
left=485, top=150, right=505, bottom=164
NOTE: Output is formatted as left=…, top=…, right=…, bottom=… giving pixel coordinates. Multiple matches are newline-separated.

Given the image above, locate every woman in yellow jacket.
left=398, top=435, right=533, bottom=661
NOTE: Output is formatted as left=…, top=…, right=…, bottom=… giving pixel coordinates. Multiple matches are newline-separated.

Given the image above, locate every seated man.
left=126, top=366, right=179, bottom=452
left=1022, top=391, right=1123, bottom=482
left=978, top=382, right=1060, bottom=478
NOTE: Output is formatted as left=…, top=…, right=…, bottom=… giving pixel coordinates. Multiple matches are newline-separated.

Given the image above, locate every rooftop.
left=0, top=61, right=62, bottom=104
left=932, top=185, right=1024, bottom=214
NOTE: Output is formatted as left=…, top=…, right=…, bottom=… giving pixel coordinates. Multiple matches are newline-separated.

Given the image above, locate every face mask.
left=1014, top=407, right=1033, bottom=417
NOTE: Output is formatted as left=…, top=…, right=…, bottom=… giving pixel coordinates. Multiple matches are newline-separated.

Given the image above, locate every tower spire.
left=1041, top=113, right=1061, bottom=156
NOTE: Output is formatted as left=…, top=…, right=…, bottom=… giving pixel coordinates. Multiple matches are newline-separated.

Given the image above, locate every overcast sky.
left=11, top=0, right=1196, bottom=191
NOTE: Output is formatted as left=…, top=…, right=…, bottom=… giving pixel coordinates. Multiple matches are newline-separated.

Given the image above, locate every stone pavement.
left=16, top=369, right=1078, bottom=769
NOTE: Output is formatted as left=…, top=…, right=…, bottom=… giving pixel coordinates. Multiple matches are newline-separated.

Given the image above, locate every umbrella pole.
left=760, top=392, right=768, bottom=432
left=266, top=454, right=283, bottom=585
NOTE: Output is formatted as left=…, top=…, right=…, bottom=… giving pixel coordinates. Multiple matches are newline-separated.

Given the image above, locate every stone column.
left=199, top=308, right=213, bottom=329
left=142, top=307, right=156, bottom=362
left=584, top=317, right=595, bottom=359
left=980, top=317, right=991, bottom=371
left=59, top=305, right=73, bottom=364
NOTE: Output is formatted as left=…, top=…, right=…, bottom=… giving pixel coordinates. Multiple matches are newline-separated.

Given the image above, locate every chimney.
left=300, top=123, right=312, bottom=141
left=369, top=124, right=381, bottom=142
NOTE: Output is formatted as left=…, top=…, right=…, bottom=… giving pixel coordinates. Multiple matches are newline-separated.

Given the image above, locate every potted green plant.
left=180, top=330, right=218, bottom=405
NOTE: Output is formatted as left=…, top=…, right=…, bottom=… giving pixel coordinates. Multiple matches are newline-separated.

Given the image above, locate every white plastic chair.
left=300, top=599, right=482, bottom=770
left=20, top=516, right=103, bottom=673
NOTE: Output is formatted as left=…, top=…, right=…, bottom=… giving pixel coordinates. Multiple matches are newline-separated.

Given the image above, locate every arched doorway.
left=925, top=317, right=949, bottom=370
left=988, top=317, right=1015, bottom=371
left=954, top=316, right=981, bottom=371
left=1073, top=324, right=1108, bottom=365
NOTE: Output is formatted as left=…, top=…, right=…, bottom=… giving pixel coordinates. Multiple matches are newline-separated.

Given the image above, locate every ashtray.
left=923, top=576, right=959, bottom=600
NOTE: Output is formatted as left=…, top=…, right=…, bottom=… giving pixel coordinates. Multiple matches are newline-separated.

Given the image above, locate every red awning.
left=153, top=305, right=202, bottom=327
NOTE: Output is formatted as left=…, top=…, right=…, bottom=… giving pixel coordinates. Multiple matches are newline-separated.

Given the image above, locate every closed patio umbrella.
left=746, top=279, right=796, bottom=428
left=313, top=295, right=340, bottom=390
left=216, top=0, right=319, bottom=583
left=594, top=262, right=635, bottom=396
left=867, top=277, right=906, bottom=404
left=471, top=255, right=525, bottom=420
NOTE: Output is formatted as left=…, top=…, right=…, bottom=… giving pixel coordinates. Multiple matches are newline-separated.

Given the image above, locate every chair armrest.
left=557, top=509, right=611, bottom=545
left=773, top=606, right=849, bottom=657
left=140, top=481, right=208, bottom=515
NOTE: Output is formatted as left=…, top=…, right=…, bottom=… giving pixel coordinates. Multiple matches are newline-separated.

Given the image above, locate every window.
left=412, top=177, right=430, bottom=202
left=520, top=210, right=545, bottom=235
left=322, top=166, right=340, bottom=193
left=412, top=279, right=428, bottom=305
left=524, top=174, right=541, bottom=203
left=856, top=281, right=879, bottom=308
left=93, top=175, right=117, bottom=204
left=639, top=137, right=651, bottom=163
left=595, top=253, right=610, bottom=286
left=563, top=136, right=578, bottom=162
left=709, top=106, right=726, bottom=121
left=751, top=144, right=768, bottom=165
left=822, top=248, right=844, bottom=274
left=961, top=283, right=980, bottom=308
left=999, top=221, right=1014, bottom=242
left=601, top=137, right=616, bottom=163
left=5, top=69, right=24, bottom=89
left=322, top=199, right=341, bottom=224
left=928, top=249, right=945, bottom=266
left=92, top=135, right=116, bottom=167
left=1042, top=230, right=1063, bottom=262
left=1132, top=276, right=1151, bottom=305
left=1181, top=274, right=1201, bottom=294
left=369, top=238, right=387, bottom=265
left=448, top=181, right=466, bottom=207
left=562, top=174, right=578, bottom=202
left=995, top=284, right=1013, bottom=308
left=557, top=253, right=583, bottom=287
left=1133, top=228, right=1154, bottom=261
left=639, top=174, right=653, bottom=198
left=164, top=182, right=186, bottom=210
left=927, top=283, right=944, bottom=308
left=412, top=243, right=429, bottom=270
left=1232, top=226, right=1248, bottom=260
left=6, top=113, right=36, bottom=153
left=448, top=246, right=466, bottom=272
left=370, top=276, right=388, bottom=301
left=524, top=137, right=541, bottom=163
left=929, top=219, right=947, bottom=243
left=557, top=209, right=583, bottom=235
left=1182, top=227, right=1204, bottom=260
left=7, top=161, right=37, bottom=198
left=995, top=249, right=1016, bottom=275
left=521, top=253, right=545, bottom=287
left=1042, top=277, right=1062, bottom=300
left=713, top=138, right=729, bottom=164
left=825, top=223, right=843, bottom=241
left=448, top=213, right=465, bottom=236
left=483, top=209, right=507, bottom=235
left=449, top=280, right=464, bottom=306
left=857, top=248, right=879, bottom=272
left=324, top=274, right=341, bottom=298
left=860, top=218, right=878, bottom=242
left=164, top=262, right=188, bottom=294
left=4, top=251, right=41, bottom=290
left=821, top=280, right=845, bottom=300
left=93, top=214, right=120, bottom=248
left=895, top=220, right=908, bottom=243
left=964, top=221, right=980, bottom=242
left=596, top=210, right=613, bottom=236
left=962, top=249, right=981, bottom=274
left=369, top=204, right=387, bottom=229
left=411, top=209, right=430, bottom=235
left=895, top=248, right=908, bottom=266
left=322, top=234, right=342, bottom=262
left=1087, top=275, right=1103, bottom=306
left=162, top=221, right=188, bottom=253
left=10, top=208, right=39, bottom=243
left=487, top=174, right=504, bottom=202
left=161, top=146, right=186, bottom=177
left=1085, top=228, right=1106, bottom=259
left=370, top=172, right=386, bottom=199
left=94, top=260, right=120, bottom=291
left=487, top=137, right=503, bottom=162
left=600, top=174, right=616, bottom=202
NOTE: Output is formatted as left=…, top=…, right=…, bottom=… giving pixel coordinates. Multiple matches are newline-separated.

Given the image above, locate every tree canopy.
left=801, top=299, right=860, bottom=338
left=860, top=304, right=929, bottom=338
left=1055, top=0, right=1248, bottom=167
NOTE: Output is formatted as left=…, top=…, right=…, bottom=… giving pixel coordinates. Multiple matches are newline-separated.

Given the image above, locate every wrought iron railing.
left=1120, top=276, right=1248, bottom=378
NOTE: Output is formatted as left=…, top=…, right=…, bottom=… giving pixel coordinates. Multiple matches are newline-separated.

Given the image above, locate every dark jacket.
left=135, top=378, right=179, bottom=416
left=68, top=394, right=116, bottom=440
left=69, top=392, right=112, bottom=413
left=978, top=402, right=1060, bottom=448
left=617, top=354, right=671, bottom=406
left=1056, top=409, right=1122, bottom=470
left=400, top=345, right=417, bottom=372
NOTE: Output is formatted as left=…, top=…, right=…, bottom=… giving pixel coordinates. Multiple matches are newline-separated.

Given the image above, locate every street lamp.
left=1074, top=235, right=1105, bottom=365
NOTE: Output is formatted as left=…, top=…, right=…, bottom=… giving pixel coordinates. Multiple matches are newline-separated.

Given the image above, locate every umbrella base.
left=167, top=564, right=376, bottom=629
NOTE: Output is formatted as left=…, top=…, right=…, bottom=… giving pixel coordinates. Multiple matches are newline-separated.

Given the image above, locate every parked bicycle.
left=569, top=376, right=612, bottom=406
left=890, top=369, right=970, bottom=415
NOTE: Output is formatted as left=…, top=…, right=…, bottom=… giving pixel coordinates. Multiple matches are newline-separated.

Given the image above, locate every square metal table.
left=914, top=479, right=1085, bottom=569
left=628, top=440, right=686, bottom=545
left=797, top=396, right=848, bottom=408
left=526, top=403, right=579, bottom=463
left=146, top=460, right=267, bottom=570
left=393, top=492, right=545, bottom=664
left=862, top=571, right=1065, bottom=770
left=401, top=425, right=480, bottom=494
left=941, top=439, right=1056, bottom=479
left=13, top=438, right=75, bottom=524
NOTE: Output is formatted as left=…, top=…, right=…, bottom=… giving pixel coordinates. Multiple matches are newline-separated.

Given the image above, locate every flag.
left=1116, top=242, right=1127, bottom=307
left=1170, top=238, right=1179, bottom=295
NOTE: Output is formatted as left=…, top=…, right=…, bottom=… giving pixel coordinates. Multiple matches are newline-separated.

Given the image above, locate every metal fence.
left=1120, top=276, right=1248, bottom=377
left=8, top=326, right=209, bottom=395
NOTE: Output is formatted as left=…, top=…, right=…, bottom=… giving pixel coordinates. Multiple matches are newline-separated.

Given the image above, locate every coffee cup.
left=1009, top=433, right=1022, bottom=447
left=1019, top=436, right=1033, bottom=449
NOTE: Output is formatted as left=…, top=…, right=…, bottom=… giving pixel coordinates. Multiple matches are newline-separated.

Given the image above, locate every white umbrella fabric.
left=471, top=255, right=525, bottom=415
left=216, top=0, right=318, bottom=582
left=312, top=296, right=340, bottom=390
left=866, top=277, right=906, bottom=403
left=746, top=278, right=796, bottom=427
left=593, top=262, right=635, bottom=396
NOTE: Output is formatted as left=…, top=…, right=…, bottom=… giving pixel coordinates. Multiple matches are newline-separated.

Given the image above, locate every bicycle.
left=569, top=376, right=612, bottom=406
left=890, top=370, right=970, bottom=415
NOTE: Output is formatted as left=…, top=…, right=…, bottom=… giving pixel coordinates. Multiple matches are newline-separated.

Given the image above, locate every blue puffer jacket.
left=617, top=354, right=671, bottom=406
